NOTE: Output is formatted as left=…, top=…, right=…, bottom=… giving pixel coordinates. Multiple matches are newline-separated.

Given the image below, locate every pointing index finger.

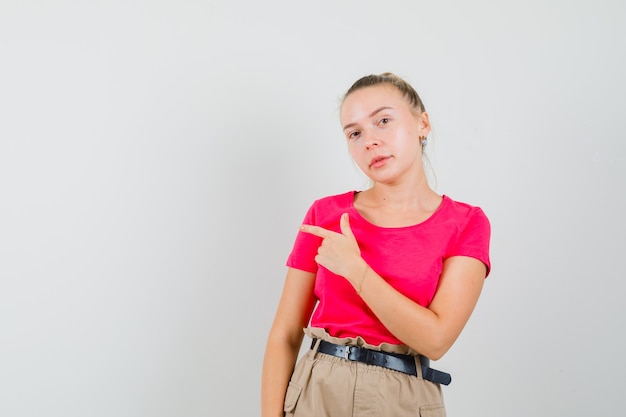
left=300, top=224, right=333, bottom=238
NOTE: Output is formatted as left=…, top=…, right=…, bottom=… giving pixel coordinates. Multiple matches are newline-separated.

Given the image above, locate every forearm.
left=261, top=332, right=303, bottom=417
left=351, top=257, right=485, bottom=360
left=357, top=268, right=446, bottom=358
left=262, top=268, right=316, bottom=416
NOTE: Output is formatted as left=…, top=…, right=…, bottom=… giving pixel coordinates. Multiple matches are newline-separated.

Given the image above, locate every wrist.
left=355, top=263, right=370, bottom=295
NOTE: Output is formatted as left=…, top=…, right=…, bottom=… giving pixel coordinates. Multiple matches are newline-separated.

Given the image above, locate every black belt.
left=312, top=339, right=451, bottom=385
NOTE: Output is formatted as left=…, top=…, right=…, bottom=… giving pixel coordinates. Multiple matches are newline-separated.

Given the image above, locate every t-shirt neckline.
left=349, top=190, right=448, bottom=230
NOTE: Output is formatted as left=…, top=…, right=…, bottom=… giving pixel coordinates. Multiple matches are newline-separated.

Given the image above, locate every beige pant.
left=284, top=329, right=446, bottom=417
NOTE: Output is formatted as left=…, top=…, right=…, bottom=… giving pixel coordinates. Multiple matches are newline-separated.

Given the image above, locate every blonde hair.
left=342, top=72, right=426, bottom=114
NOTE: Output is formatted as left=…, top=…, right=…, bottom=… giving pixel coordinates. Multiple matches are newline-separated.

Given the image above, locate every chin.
left=369, top=174, right=399, bottom=185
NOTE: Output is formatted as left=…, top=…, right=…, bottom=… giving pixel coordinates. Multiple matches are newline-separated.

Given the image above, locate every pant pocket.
left=419, top=404, right=446, bottom=417
left=283, top=381, right=303, bottom=415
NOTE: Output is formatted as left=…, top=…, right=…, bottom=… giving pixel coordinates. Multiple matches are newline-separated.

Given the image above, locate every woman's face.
left=340, top=85, right=430, bottom=185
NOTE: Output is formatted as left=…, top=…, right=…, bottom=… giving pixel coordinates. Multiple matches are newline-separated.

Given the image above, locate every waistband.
left=312, top=339, right=451, bottom=385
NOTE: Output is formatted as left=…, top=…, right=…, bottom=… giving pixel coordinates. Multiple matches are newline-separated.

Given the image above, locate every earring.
left=420, top=136, right=428, bottom=147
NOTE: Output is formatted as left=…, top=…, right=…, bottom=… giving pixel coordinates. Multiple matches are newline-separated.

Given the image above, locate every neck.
left=369, top=173, right=438, bottom=210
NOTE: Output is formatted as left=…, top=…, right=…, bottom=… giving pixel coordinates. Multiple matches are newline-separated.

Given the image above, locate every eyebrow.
left=342, top=106, right=394, bottom=131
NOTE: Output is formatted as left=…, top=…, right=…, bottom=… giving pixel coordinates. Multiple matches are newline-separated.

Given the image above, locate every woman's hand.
left=299, top=213, right=367, bottom=287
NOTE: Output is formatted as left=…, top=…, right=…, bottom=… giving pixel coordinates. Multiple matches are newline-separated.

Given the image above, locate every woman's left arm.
left=301, top=213, right=486, bottom=360
left=357, top=255, right=485, bottom=360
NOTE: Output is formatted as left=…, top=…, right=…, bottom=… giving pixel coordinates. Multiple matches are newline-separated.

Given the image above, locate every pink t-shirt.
left=286, top=191, right=491, bottom=346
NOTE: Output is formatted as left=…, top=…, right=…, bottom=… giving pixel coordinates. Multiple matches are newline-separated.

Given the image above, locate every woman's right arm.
left=261, top=267, right=317, bottom=417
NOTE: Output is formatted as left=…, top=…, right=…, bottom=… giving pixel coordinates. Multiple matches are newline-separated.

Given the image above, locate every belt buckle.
left=344, top=346, right=351, bottom=360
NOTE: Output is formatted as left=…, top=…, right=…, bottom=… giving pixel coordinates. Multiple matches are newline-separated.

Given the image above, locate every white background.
left=1, top=1, right=624, bottom=416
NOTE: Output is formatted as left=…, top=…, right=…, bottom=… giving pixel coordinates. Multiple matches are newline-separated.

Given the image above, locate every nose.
left=364, top=132, right=380, bottom=150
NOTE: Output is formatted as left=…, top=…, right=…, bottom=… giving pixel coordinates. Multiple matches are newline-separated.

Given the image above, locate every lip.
left=369, top=155, right=391, bottom=168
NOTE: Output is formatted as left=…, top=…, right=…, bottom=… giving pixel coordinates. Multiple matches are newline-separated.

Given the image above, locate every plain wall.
left=1, top=1, right=624, bottom=416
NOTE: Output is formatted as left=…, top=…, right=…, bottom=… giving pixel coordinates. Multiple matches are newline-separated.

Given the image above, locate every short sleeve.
left=286, top=202, right=323, bottom=273
left=448, top=208, right=492, bottom=277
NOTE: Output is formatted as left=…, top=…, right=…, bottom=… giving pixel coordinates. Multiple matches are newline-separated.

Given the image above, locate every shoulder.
left=440, top=195, right=490, bottom=225
left=436, top=195, right=491, bottom=240
left=440, top=196, right=492, bottom=275
left=309, top=190, right=355, bottom=211
left=301, top=191, right=356, bottom=226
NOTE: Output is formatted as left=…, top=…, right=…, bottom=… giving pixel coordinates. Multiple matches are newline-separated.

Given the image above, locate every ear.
left=418, top=111, right=431, bottom=136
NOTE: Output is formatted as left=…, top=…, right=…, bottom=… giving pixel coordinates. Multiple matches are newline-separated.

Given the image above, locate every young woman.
left=261, top=73, right=491, bottom=417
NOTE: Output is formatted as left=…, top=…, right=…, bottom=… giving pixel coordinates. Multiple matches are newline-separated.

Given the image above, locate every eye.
left=348, top=130, right=361, bottom=140
left=378, top=118, right=389, bottom=126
